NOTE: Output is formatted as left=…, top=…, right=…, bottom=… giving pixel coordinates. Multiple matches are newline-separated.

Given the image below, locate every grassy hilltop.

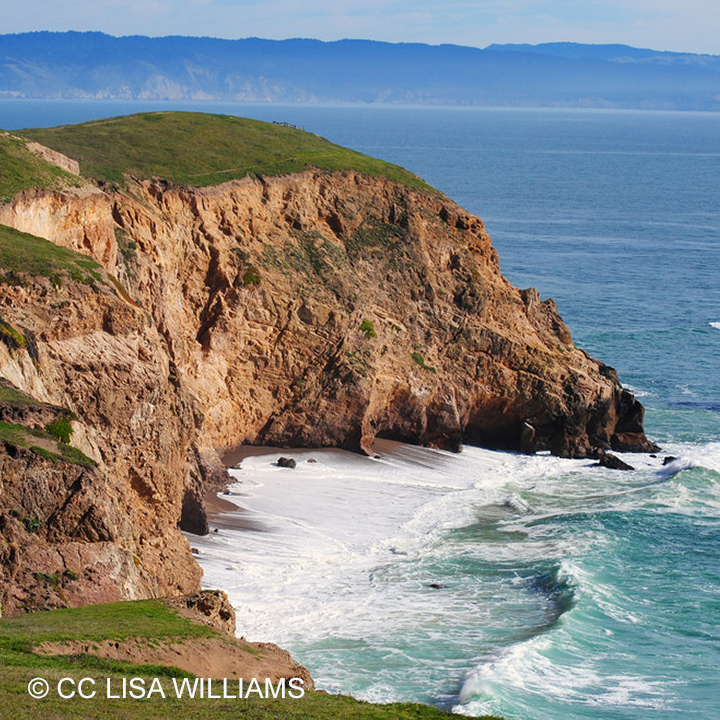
left=19, top=111, right=432, bottom=191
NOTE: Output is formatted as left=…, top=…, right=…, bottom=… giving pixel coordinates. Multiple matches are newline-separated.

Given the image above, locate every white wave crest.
left=454, top=635, right=678, bottom=718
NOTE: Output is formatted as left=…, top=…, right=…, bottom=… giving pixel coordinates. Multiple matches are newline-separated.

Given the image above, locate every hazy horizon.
left=2, top=0, right=719, bottom=56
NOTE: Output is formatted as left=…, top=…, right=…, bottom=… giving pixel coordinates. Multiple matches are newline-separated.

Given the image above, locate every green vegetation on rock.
left=411, top=351, right=437, bottom=373
left=0, top=224, right=103, bottom=287
left=0, top=381, right=39, bottom=407
left=0, top=420, right=95, bottom=468
left=0, top=600, right=499, bottom=719
left=20, top=112, right=433, bottom=192
left=0, top=131, right=80, bottom=204
left=0, top=599, right=214, bottom=646
left=0, top=315, right=27, bottom=352
left=242, top=265, right=262, bottom=286
left=45, top=415, right=73, bottom=444
left=360, top=318, right=377, bottom=339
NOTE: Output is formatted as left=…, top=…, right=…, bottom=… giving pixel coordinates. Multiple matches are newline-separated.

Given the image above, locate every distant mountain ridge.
left=1, top=32, right=719, bottom=110
left=487, top=41, right=720, bottom=67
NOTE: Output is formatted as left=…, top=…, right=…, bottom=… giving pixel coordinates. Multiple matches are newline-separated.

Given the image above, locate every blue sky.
left=2, top=0, right=719, bottom=54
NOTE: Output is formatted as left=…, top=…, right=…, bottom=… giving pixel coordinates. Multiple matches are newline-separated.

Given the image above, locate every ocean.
left=3, top=101, right=719, bottom=719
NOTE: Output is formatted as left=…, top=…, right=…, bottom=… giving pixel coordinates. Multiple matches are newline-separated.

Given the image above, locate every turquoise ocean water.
left=3, top=101, right=719, bottom=718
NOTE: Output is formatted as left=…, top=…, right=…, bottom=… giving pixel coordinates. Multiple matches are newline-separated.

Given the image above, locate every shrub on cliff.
left=45, top=415, right=73, bottom=444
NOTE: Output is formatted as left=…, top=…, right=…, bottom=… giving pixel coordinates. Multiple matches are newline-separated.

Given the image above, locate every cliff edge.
left=0, top=112, right=656, bottom=614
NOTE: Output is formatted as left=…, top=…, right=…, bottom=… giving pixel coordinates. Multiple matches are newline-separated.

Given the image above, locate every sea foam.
left=189, top=439, right=718, bottom=714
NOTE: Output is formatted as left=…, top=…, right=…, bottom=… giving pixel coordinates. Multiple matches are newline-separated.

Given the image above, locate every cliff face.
left=0, top=265, right=203, bottom=614
left=0, top=168, right=655, bottom=613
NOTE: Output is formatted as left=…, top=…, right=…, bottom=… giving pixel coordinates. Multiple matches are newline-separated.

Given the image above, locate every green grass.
left=360, top=318, right=377, bottom=339
left=241, top=265, right=262, bottom=286
left=0, top=315, right=27, bottom=351
left=0, top=131, right=81, bottom=204
left=20, top=112, right=434, bottom=192
left=0, top=379, right=40, bottom=407
left=57, top=443, right=97, bottom=468
left=0, top=599, right=216, bottom=646
left=28, top=445, right=59, bottom=463
left=0, top=379, right=93, bottom=465
left=0, top=420, right=95, bottom=468
left=0, top=600, right=499, bottom=719
left=45, top=416, right=73, bottom=444
left=411, top=351, right=437, bottom=373
left=0, top=223, right=104, bottom=287
left=0, top=420, right=42, bottom=447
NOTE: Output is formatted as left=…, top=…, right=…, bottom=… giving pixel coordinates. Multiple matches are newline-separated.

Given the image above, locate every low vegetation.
left=242, top=265, right=262, bottom=287
left=359, top=318, right=377, bottom=339
left=44, top=415, right=73, bottom=444
left=0, top=131, right=81, bottom=204
left=0, top=600, right=499, bottom=719
left=411, top=351, right=437, bottom=373
left=20, top=112, right=434, bottom=193
left=0, top=420, right=95, bottom=468
left=0, top=381, right=39, bottom=406
left=0, top=314, right=27, bottom=352
left=0, top=224, right=104, bottom=288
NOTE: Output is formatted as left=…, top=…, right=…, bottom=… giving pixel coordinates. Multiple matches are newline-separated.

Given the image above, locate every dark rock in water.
left=597, top=451, right=635, bottom=471
left=662, top=456, right=678, bottom=466
left=307, top=458, right=317, bottom=463
left=277, top=456, right=297, bottom=468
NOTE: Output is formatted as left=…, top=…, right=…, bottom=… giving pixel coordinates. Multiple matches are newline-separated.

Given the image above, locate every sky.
left=2, top=0, right=719, bottom=55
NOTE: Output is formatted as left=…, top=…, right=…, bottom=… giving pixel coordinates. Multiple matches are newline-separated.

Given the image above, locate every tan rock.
left=0, top=168, right=656, bottom=615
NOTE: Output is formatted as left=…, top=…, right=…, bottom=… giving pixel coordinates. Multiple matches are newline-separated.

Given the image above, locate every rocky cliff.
left=0, top=115, right=656, bottom=614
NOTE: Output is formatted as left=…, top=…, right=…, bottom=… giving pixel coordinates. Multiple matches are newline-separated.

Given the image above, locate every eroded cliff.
left=0, top=117, right=656, bottom=614
left=0, top=240, right=204, bottom=613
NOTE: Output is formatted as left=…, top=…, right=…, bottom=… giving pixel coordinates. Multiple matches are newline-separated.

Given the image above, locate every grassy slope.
left=0, top=419, right=96, bottom=468
left=0, top=600, right=499, bottom=719
left=0, top=223, right=103, bottom=286
left=20, top=111, right=433, bottom=192
left=0, top=131, right=81, bottom=203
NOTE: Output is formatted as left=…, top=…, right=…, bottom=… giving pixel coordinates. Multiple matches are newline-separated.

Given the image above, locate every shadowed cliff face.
left=0, top=169, right=655, bottom=612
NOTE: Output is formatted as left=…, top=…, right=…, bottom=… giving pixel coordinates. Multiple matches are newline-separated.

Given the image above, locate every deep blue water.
left=2, top=100, right=719, bottom=719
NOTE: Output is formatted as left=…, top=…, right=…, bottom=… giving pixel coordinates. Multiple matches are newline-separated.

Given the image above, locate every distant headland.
left=1, top=32, right=720, bottom=110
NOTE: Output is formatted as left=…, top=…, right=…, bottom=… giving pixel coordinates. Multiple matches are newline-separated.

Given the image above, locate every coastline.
left=193, top=441, right=565, bottom=708
left=2, top=103, right=716, bottom=719
left=190, top=439, right=718, bottom=718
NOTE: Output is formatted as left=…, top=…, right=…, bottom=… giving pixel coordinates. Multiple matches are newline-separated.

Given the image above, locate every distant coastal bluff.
left=0, top=113, right=656, bottom=614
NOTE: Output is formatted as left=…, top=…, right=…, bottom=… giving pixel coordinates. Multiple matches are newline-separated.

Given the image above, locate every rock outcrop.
left=0, top=268, right=203, bottom=614
left=34, top=591, right=315, bottom=688
left=0, top=165, right=656, bottom=614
